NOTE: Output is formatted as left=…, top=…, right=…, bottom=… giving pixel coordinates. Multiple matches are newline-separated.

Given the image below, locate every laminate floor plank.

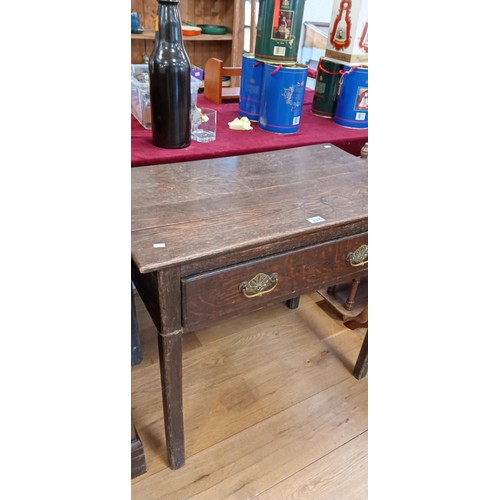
left=131, top=292, right=368, bottom=498
left=255, top=431, right=368, bottom=500
left=132, top=377, right=367, bottom=499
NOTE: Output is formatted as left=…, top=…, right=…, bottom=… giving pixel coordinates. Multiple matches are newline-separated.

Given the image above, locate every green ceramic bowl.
left=197, top=24, right=228, bottom=35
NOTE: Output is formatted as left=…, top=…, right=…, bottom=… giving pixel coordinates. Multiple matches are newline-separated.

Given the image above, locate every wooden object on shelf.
left=204, top=57, right=241, bottom=104
left=131, top=0, right=244, bottom=70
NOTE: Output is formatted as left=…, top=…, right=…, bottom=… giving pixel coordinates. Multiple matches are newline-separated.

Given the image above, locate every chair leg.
left=131, top=415, right=147, bottom=478
left=131, top=284, right=143, bottom=366
left=353, top=330, right=368, bottom=379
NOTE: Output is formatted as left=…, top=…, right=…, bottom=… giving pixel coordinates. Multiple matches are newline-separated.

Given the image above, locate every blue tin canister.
left=333, top=65, right=368, bottom=129
left=258, top=62, right=308, bottom=134
left=238, top=53, right=265, bottom=122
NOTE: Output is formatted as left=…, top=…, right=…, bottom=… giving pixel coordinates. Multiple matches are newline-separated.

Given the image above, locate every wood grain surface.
left=131, top=144, right=368, bottom=273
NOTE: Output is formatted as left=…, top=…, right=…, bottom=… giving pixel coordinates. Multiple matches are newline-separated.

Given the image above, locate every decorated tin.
left=333, top=65, right=368, bottom=129
left=312, top=57, right=343, bottom=118
left=325, top=0, right=368, bottom=66
left=238, top=53, right=265, bottom=122
left=258, top=62, right=308, bottom=134
left=254, top=0, right=306, bottom=65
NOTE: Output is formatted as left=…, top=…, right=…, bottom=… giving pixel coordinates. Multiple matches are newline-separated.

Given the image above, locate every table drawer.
left=182, top=233, right=367, bottom=330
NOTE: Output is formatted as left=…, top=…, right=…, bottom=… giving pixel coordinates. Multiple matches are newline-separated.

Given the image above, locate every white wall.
left=302, top=0, right=334, bottom=24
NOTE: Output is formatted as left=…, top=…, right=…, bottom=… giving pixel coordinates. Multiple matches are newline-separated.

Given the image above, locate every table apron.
left=182, top=233, right=368, bottom=330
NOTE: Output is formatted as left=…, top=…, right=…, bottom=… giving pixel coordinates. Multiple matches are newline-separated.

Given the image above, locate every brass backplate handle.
left=239, top=272, right=279, bottom=298
left=346, top=244, right=368, bottom=267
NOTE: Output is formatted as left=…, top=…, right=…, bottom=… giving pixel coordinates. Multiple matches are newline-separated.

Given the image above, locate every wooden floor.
left=131, top=291, right=368, bottom=499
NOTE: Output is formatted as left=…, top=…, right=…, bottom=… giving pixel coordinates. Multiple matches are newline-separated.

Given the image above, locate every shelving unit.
left=131, top=29, right=233, bottom=42
left=131, top=0, right=245, bottom=71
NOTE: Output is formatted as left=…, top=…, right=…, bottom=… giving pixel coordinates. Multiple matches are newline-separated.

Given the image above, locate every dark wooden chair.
left=131, top=284, right=143, bottom=366
left=131, top=286, right=147, bottom=478
left=204, top=57, right=241, bottom=104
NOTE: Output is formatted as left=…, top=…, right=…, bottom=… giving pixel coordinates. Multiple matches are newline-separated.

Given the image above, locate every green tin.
left=312, top=57, right=343, bottom=118
left=255, top=0, right=306, bottom=65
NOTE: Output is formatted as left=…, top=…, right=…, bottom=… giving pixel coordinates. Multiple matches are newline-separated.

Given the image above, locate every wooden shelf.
left=132, top=29, right=233, bottom=42
left=131, top=0, right=244, bottom=69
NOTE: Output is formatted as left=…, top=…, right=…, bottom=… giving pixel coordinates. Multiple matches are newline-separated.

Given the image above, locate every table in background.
left=131, top=143, right=368, bottom=469
left=131, top=88, right=368, bottom=167
left=300, top=21, right=329, bottom=67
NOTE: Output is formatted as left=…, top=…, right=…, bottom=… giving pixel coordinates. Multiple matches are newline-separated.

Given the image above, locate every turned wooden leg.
left=286, top=296, right=300, bottom=309
left=345, top=277, right=361, bottom=311
left=353, top=330, right=368, bottom=379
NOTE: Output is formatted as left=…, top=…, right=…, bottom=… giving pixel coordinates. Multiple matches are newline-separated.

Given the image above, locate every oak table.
left=131, top=143, right=368, bottom=469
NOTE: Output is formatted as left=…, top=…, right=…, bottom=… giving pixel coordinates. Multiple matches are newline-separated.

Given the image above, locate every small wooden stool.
left=318, top=278, right=368, bottom=379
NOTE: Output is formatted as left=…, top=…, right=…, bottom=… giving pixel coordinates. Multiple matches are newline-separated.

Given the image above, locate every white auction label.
left=153, top=243, right=166, bottom=248
left=307, top=216, right=326, bottom=224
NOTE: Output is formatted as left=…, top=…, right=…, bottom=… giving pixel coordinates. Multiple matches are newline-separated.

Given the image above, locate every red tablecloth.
left=131, top=88, right=368, bottom=167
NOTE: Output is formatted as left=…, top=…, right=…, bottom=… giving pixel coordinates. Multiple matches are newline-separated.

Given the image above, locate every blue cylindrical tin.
left=238, top=53, right=264, bottom=122
left=333, top=66, right=368, bottom=129
left=258, top=62, right=308, bottom=134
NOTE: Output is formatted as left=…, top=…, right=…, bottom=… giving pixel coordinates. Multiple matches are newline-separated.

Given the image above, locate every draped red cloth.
left=131, top=88, right=368, bottom=167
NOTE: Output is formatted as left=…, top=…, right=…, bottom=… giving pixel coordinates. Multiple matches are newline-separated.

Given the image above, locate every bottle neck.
left=157, top=1, right=183, bottom=44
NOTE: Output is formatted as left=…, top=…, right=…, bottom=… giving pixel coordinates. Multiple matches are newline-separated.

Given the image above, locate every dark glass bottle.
left=149, top=0, right=191, bottom=149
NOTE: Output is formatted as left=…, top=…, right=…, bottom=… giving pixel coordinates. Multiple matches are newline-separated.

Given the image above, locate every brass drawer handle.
left=346, top=244, right=368, bottom=267
left=239, top=272, right=279, bottom=298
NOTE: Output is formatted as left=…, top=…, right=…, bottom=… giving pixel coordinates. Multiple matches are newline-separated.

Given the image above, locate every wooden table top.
left=131, top=143, right=368, bottom=274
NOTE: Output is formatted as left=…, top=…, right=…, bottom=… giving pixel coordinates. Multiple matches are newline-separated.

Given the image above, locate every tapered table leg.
left=157, top=268, right=185, bottom=469
left=157, top=332, right=185, bottom=469
left=353, top=330, right=368, bottom=380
